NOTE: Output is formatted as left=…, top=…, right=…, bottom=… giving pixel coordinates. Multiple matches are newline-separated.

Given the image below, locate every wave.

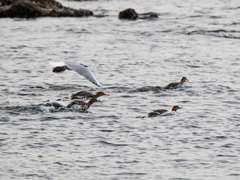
left=186, top=29, right=240, bottom=39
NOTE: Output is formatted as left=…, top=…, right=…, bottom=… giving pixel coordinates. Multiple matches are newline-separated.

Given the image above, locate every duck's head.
left=96, top=92, right=110, bottom=97
left=172, top=106, right=183, bottom=112
left=181, top=77, right=189, bottom=83
left=88, top=98, right=102, bottom=106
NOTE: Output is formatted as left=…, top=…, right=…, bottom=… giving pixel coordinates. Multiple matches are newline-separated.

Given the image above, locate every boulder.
left=118, top=8, right=138, bottom=20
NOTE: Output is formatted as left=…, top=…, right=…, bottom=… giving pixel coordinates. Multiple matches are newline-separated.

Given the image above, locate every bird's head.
left=172, top=106, right=183, bottom=112
left=181, top=77, right=189, bottom=83
left=96, top=92, right=110, bottom=97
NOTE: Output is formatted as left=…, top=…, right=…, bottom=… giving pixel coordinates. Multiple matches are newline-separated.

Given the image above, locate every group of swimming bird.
left=49, top=61, right=189, bottom=117
left=67, top=91, right=109, bottom=110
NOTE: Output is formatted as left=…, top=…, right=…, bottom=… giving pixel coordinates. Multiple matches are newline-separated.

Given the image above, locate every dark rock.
left=0, top=0, right=93, bottom=18
left=139, top=12, right=158, bottom=19
left=118, top=8, right=158, bottom=20
left=0, top=0, right=18, bottom=6
left=0, top=0, right=63, bottom=9
left=118, top=8, right=138, bottom=20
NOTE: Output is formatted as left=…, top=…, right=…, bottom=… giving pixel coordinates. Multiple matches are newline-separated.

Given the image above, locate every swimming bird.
left=164, top=77, right=188, bottom=89
left=49, top=61, right=101, bottom=87
left=66, top=98, right=102, bottom=110
left=71, top=91, right=110, bottom=100
left=148, top=106, right=182, bottom=117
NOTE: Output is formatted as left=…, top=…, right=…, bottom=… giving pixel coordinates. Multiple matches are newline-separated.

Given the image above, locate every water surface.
left=0, top=0, right=240, bottom=179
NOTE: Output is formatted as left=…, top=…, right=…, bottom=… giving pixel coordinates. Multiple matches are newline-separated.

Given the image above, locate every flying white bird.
left=49, top=61, right=101, bottom=87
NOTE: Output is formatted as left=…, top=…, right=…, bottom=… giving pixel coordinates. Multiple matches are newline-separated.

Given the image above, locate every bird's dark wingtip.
left=92, top=82, right=102, bottom=87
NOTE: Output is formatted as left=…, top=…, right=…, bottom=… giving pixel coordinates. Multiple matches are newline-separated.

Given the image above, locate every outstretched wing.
left=64, top=61, right=101, bottom=87
left=49, top=61, right=66, bottom=67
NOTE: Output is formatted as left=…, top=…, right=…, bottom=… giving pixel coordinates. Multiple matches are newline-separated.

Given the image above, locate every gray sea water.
left=1, top=0, right=240, bottom=179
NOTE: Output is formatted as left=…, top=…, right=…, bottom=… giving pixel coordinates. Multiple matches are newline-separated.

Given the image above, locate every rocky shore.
left=0, top=0, right=93, bottom=18
left=0, top=0, right=158, bottom=19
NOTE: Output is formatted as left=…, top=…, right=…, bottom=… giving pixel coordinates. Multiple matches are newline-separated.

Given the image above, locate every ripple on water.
left=98, top=140, right=128, bottom=147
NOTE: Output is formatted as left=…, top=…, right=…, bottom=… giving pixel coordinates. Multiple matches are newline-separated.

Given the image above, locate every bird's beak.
left=97, top=100, right=102, bottom=103
left=104, top=94, right=110, bottom=96
left=186, top=79, right=189, bottom=82
left=84, top=65, right=88, bottom=67
left=179, top=107, right=183, bottom=109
